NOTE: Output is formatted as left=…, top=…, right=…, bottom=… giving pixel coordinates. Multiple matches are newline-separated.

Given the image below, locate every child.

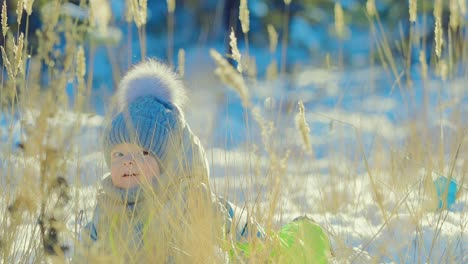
left=82, top=59, right=264, bottom=262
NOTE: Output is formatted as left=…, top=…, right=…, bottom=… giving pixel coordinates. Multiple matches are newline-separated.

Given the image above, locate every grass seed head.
left=459, top=0, right=467, bottom=15
left=16, top=0, right=24, bottom=26
left=24, top=0, right=34, bottom=15
left=76, top=46, right=86, bottom=79
left=449, top=0, right=460, bottom=29
left=1, top=46, right=14, bottom=78
left=434, top=17, right=444, bottom=58
left=138, top=0, right=147, bottom=26
left=267, top=24, right=278, bottom=53
left=419, top=51, right=428, bottom=80
left=229, top=28, right=242, bottom=73
left=295, top=101, right=312, bottom=155
left=210, top=49, right=250, bottom=107
left=178, top=48, right=185, bottom=77
left=167, top=0, right=175, bottom=13
left=409, top=0, right=417, bottom=22
left=239, top=0, right=250, bottom=34
left=15, top=33, right=24, bottom=75
left=266, top=59, right=278, bottom=80
left=1, top=1, right=8, bottom=38
left=366, top=0, right=376, bottom=17
left=90, top=0, right=112, bottom=35
left=334, top=3, right=345, bottom=38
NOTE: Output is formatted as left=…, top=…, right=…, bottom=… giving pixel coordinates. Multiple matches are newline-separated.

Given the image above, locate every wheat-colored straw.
left=126, top=0, right=147, bottom=28
left=229, top=28, right=242, bottom=73
left=366, top=0, right=376, bottom=17
left=295, top=101, right=312, bottom=155
left=459, top=0, right=467, bottom=15
left=210, top=49, right=250, bottom=107
left=16, top=0, right=23, bottom=26
left=434, top=18, right=443, bottom=58
left=438, top=59, right=448, bottom=80
left=75, top=46, right=86, bottom=110
left=13, top=33, right=24, bottom=76
left=266, top=60, right=278, bottom=80
left=266, top=24, right=278, bottom=79
left=76, top=46, right=86, bottom=79
left=167, top=0, right=175, bottom=13
left=125, top=0, right=134, bottom=23
left=23, top=0, right=34, bottom=16
left=239, top=0, right=249, bottom=34
left=449, top=0, right=460, bottom=30
left=91, top=0, right=111, bottom=35
left=334, top=3, right=345, bottom=38
left=409, top=0, right=417, bottom=22
left=138, top=0, right=147, bottom=27
left=1, top=46, right=13, bottom=78
left=434, top=0, right=443, bottom=58
left=1, top=1, right=7, bottom=38
left=251, top=107, right=274, bottom=154
left=267, top=24, right=278, bottom=53
left=178, top=48, right=185, bottom=77
left=419, top=51, right=427, bottom=80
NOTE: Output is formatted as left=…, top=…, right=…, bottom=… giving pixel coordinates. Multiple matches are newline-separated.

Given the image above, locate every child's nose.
left=123, top=156, right=135, bottom=165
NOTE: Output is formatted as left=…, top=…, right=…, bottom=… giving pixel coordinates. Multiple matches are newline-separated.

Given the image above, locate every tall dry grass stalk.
left=126, top=0, right=148, bottom=59
left=267, top=24, right=278, bottom=54
left=366, top=1, right=404, bottom=96
left=1, top=2, right=8, bottom=38
left=209, top=49, right=250, bottom=108
left=13, top=33, right=24, bottom=77
left=90, top=0, right=111, bottom=36
left=409, top=0, right=417, bottom=23
left=239, top=0, right=249, bottom=35
left=266, top=60, right=278, bottom=81
left=434, top=0, right=444, bottom=59
left=295, top=101, right=312, bottom=155
left=280, top=0, right=291, bottom=74
left=449, top=0, right=460, bottom=30
left=1, top=0, right=93, bottom=262
left=334, top=3, right=345, bottom=38
left=334, top=3, right=345, bottom=66
left=419, top=51, right=428, bottom=80
left=229, top=28, right=242, bottom=73
left=266, top=24, right=278, bottom=80
left=366, top=0, right=376, bottom=17
left=239, top=0, right=250, bottom=56
left=15, top=0, right=23, bottom=26
left=177, top=48, right=185, bottom=77
left=406, top=0, right=418, bottom=86
left=23, top=0, right=34, bottom=16
left=167, top=0, right=175, bottom=66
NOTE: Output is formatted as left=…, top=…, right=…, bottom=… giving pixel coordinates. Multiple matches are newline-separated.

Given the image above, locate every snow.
left=10, top=84, right=468, bottom=263
left=1, top=3, right=467, bottom=263
left=1, top=64, right=466, bottom=262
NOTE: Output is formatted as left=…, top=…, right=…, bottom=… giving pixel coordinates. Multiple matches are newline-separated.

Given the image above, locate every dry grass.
left=0, top=0, right=466, bottom=263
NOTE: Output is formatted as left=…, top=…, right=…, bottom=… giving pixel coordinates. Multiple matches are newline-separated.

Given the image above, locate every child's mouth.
left=122, top=173, right=138, bottom=177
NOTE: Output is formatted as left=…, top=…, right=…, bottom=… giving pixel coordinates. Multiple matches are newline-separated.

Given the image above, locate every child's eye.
left=112, top=152, right=124, bottom=158
left=142, top=151, right=149, bottom=156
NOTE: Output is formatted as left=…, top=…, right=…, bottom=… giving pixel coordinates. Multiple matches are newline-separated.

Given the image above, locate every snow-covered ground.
left=1, top=57, right=466, bottom=262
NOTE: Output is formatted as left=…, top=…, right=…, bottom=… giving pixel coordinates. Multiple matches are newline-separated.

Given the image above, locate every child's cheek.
left=110, top=159, right=123, bottom=176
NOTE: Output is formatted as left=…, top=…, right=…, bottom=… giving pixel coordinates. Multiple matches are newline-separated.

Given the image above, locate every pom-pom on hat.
left=103, top=59, right=188, bottom=169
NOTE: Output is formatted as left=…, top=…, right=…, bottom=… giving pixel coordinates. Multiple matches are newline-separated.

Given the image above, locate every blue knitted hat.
left=103, top=59, right=188, bottom=169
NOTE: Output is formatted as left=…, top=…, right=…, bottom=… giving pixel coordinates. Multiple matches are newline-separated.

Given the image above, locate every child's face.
left=110, top=143, right=160, bottom=189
